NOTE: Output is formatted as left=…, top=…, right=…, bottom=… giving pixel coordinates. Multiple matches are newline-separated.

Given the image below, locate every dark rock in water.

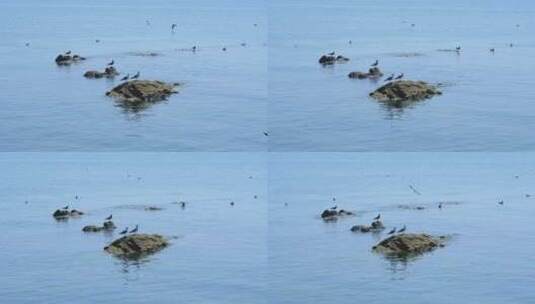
left=84, top=66, right=119, bottom=79
left=55, top=53, right=86, bottom=65
left=319, top=54, right=350, bottom=65
left=373, top=233, right=446, bottom=257
left=351, top=220, right=384, bottom=233
left=369, top=80, right=441, bottom=104
left=82, top=220, right=116, bottom=232
left=106, top=80, right=179, bottom=106
left=53, top=209, right=84, bottom=219
left=348, top=67, right=383, bottom=79
left=321, top=208, right=355, bottom=221
left=104, top=234, right=168, bottom=259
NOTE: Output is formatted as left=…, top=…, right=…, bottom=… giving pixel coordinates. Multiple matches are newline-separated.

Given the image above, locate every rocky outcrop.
left=82, top=221, right=116, bottom=232
left=104, top=234, right=169, bottom=259
left=55, top=53, right=86, bottom=65
left=84, top=67, right=119, bottom=79
left=351, top=220, right=385, bottom=233
left=369, top=80, right=442, bottom=103
left=348, top=67, right=383, bottom=79
left=372, top=233, right=446, bottom=256
left=52, top=209, right=84, bottom=219
left=106, top=80, right=179, bottom=104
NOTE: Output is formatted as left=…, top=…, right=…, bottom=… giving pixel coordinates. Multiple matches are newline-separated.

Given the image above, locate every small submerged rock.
left=348, top=67, right=383, bottom=79
left=321, top=209, right=354, bottom=221
left=82, top=220, right=116, bottom=232
left=369, top=80, right=442, bottom=105
left=373, top=233, right=446, bottom=257
left=52, top=209, right=84, bottom=219
left=106, top=80, right=179, bottom=105
left=351, top=220, right=385, bottom=233
left=104, top=233, right=169, bottom=259
left=55, top=54, right=86, bottom=65
left=84, top=66, right=119, bottom=79
left=318, top=54, right=350, bottom=65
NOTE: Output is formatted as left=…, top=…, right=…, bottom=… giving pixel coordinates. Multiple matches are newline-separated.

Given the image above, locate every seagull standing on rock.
left=395, top=73, right=404, bottom=80
left=108, top=60, right=114, bottom=66
left=374, top=214, right=381, bottom=220
left=129, top=225, right=139, bottom=233
left=131, top=71, right=140, bottom=79
left=121, top=74, right=130, bottom=81
left=398, top=225, right=406, bottom=233
left=120, top=227, right=128, bottom=235
left=384, top=74, right=394, bottom=82
left=388, top=227, right=396, bottom=235
left=106, top=214, right=112, bottom=220
left=371, top=60, right=379, bottom=67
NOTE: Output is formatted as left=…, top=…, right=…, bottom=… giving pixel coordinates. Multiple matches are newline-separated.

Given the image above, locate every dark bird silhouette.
left=192, top=46, right=197, bottom=52
left=509, top=43, right=514, bottom=47
left=456, top=46, right=461, bottom=52
left=25, top=42, right=30, bottom=47
left=131, top=71, right=140, bottom=79
left=395, top=73, right=404, bottom=80
left=106, top=214, right=112, bottom=220
left=180, top=201, right=186, bottom=208
left=263, top=132, right=269, bottom=136
left=438, top=203, right=443, bottom=209
left=374, top=214, right=381, bottom=220
left=108, top=60, right=114, bottom=66
left=230, top=201, right=235, bottom=206
left=349, top=40, right=352, bottom=44
left=398, top=225, right=406, bottom=233
left=120, top=227, right=128, bottom=235
left=388, top=227, right=396, bottom=235
left=240, top=43, right=247, bottom=47
left=330, top=205, right=337, bottom=210
left=328, top=51, right=335, bottom=56
left=384, top=74, right=394, bottom=82
left=332, top=197, right=336, bottom=202
left=121, top=74, right=130, bottom=81
left=371, top=60, right=379, bottom=67
left=498, top=200, right=504, bottom=205
left=75, top=195, right=79, bottom=200
left=171, top=24, right=177, bottom=31
left=95, top=39, right=100, bottom=43
left=65, top=50, right=71, bottom=55
left=284, top=202, right=288, bottom=206
left=254, top=195, right=258, bottom=199
left=63, top=205, right=69, bottom=210
left=222, top=47, right=227, bottom=51
left=129, top=225, right=139, bottom=233
left=490, top=48, right=495, bottom=53
left=409, top=185, right=421, bottom=195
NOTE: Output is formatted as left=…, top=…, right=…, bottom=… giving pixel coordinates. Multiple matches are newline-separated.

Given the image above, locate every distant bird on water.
left=384, top=74, right=394, bottom=82
left=180, top=201, right=186, bottom=208
left=330, top=205, right=337, bottom=210
left=388, top=227, right=396, bottom=235
left=25, top=42, right=30, bottom=47
left=374, top=213, right=381, bottom=220
left=106, top=214, right=112, bottom=220
left=490, top=48, right=495, bottom=53
left=192, top=46, right=197, bottom=52
left=120, top=227, right=128, bottom=235
left=131, top=71, right=140, bottom=79
left=371, top=60, right=379, bottom=67
left=328, top=51, right=335, bottom=56
left=395, top=73, right=404, bottom=80
left=438, top=203, right=443, bottom=209
left=222, top=47, right=227, bottom=51
left=107, top=60, right=114, bottom=66
left=63, top=205, right=69, bottom=210
left=121, top=74, right=130, bottom=81
left=129, top=225, right=139, bottom=233
left=65, top=50, right=71, bottom=55
left=348, top=40, right=352, bottom=44
left=230, top=201, right=235, bottom=206
left=171, top=24, right=177, bottom=31
left=398, top=225, right=406, bottom=233
left=263, top=131, right=269, bottom=136
left=456, top=46, right=461, bottom=52
left=498, top=200, right=504, bottom=205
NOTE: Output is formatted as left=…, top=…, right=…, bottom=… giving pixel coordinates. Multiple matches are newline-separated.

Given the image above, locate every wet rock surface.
left=84, top=67, right=119, bottom=79
left=55, top=54, right=86, bottom=65
left=53, top=209, right=84, bottom=219
left=106, top=80, right=179, bottom=106
left=104, top=233, right=169, bottom=259
left=348, top=67, right=383, bottom=79
left=373, top=233, right=446, bottom=257
left=369, top=80, right=442, bottom=105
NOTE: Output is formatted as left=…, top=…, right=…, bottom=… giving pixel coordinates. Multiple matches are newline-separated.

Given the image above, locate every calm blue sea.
left=269, top=0, right=535, bottom=151
left=0, top=0, right=267, bottom=151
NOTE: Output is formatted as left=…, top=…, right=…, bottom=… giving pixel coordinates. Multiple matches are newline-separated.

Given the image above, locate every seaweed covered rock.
left=84, top=67, right=119, bottom=79
left=52, top=209, right=84, bottom=219
left=372, top=233, right=446, bottom=256
left=348, top=67, right=383, bottom=79
left=104, top=234, right=168, bottom=259
left=369, top=80, right=442, bottom=103
left=55, top=53, right=86, bottom=65
left=106, top=80, right=179, bottom=104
